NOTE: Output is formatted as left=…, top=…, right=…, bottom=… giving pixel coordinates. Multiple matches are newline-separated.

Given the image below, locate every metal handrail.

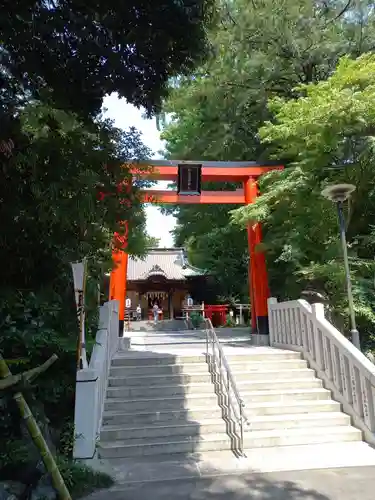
left=203, top=317, right=248, bottom=456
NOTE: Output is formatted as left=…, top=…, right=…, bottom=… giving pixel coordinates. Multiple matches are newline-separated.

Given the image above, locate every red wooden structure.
left=204, top=304, right=228, bottom=327
left=109, top=160, right=283, bottom=335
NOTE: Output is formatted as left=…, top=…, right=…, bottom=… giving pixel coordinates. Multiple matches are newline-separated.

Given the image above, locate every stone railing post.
left=267, top=297, right=278, bottom=346
left=73, top=368, right=98, bottom=459
left=311, top=303, right=325, bottom=372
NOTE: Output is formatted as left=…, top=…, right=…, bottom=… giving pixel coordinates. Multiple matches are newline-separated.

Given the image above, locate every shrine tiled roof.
left=127, top=248, right=205, bottom=281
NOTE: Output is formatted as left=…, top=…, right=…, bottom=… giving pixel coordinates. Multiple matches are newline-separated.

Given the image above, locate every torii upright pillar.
left=109, top=178, right=132, bottom=334
left=109, top=227, right=129, bottom=335
left=244, top=177, right=270, bottom=334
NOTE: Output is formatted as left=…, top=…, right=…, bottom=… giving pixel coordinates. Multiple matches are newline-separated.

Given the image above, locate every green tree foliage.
left=160, top=0, right=375, bottom=348
left=0, top=0, right=215, bottom=476
left=0, top=98, right=152, bottom=473
left=146, top=235, right=162, bottom=248
left=1, top=106, right=150, bottom=291
left=232, top=53, right=375, bottom=348
left=1, top=0, right=215, bottom=116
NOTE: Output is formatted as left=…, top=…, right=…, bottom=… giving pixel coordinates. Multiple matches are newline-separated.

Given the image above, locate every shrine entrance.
left=109, top=160, right=283, bottom=335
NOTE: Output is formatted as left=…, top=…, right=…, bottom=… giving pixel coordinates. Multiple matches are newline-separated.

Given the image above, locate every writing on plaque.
left=177, top=164, right=202, bottom=195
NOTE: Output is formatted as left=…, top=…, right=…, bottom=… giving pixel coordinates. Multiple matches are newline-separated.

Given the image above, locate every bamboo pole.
left=0, top=355, right=58, bottom=391
left=0, top=354, right=72, bottom=500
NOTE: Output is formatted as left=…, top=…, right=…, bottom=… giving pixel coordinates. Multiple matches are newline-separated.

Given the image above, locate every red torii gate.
left=109, top=160, right=283, bottom=335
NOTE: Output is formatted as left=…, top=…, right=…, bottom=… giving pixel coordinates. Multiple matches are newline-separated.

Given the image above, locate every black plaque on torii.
left=177, top=163, right=202, bottom=195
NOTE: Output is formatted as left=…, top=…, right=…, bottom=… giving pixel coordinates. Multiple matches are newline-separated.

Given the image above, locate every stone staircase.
left=98, top=352, right=229, bottom=458
left=229, top=352, right=361, bottom=448
left=98, top=348, right=362, bottom=459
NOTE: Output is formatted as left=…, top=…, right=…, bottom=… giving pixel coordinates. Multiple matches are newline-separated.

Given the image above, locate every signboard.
left=125, top=297, right=132, bottom=309
left=187, top=296, right=193, bottom=307
left=177, top=164, right=202, bottom=195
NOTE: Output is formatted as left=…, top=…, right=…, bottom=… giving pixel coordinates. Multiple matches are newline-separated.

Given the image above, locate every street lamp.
left=321, top=184, right=360, bottom=350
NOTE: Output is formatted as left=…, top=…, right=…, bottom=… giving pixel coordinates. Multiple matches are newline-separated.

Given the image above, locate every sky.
left=102, top=93, right=176, bottom=247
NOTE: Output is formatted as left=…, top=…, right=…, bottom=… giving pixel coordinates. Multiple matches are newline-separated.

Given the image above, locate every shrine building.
left=126, top=248, right=206, bottom=319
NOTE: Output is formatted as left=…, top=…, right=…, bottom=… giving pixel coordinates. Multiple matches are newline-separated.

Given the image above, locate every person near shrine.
left=152, top=302, right=159, bottom=323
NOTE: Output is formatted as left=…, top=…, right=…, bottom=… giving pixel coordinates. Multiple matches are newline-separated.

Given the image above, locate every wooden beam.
left=130, top=163, right=283, bottom=181
left=141, top=189, right=246, bottom=204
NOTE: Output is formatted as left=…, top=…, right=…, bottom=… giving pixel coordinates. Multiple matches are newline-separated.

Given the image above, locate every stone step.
left=245, top=411, right=350, bottom=430
left=107, top=368, right=316, bottom=387
left=100, top=418, right=227, bottom=441
left=108, top=372, right=212, bottom=387
left=109, top=362, right=209, bottom=377
left=102, top=399, right=342, bottom=426
left=227, top=368, right=316, bottom=382
left=104, top=387, right=333, bottom=413
left=106, top=378, right=323, bottom=400
left=234, top=378, right=322, bottom=391
left=98, top=434, right=231, bottom=458
left=240, top=387, right=331, bottom=403
left=214, top=351, right=303, bottom=362
left=109, top=358, right=308, bottom=377
left=102, top=407, right=224, bottom=426
left=106, top=382, right=217, bottom=399
left=100, top=411, right=350, bottom=442
left=98, top=426, right=361, bottom=459
left=243, top=426, right=362, bottom=448
left=111, top=350, right=302, bottom=368
left=111, top=354, right=206, bottom=367
left=104, top=392, right=219, bottom=412
left=131, top=337, right=251, bottom=346
left=243, top=399, right=341, bottom=416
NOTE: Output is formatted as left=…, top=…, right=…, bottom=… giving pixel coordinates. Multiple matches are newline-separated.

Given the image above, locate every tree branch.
left=334, top=0, right=352, bottom=21
left=0, top=354, right=58, bottom=391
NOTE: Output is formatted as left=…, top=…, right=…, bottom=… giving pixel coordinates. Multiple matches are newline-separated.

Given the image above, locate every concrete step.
left=240, top=388, right=331, bottom=403
left=100, top=418, right=227, bottom=441
left=246, top=412, right=350, bottom=430
left=233, top=378, right=323, bottom=391
left=243, top=426, right=362, bottom=448
left=111, top=354, right=206, bottom=367
left=217, top=351, right=302, bottom=362
left=131, top=337, right=252, bottom=346
left=100, top=411, right=350, bottom=442
left=243, top=399, right=341, bottom=416
left=111, top=350, right=302, bottom=368
left=108, top=368, right=316, bottom=387
left=231, top=368, right=315, bottom=381
left=106, top=377, right=322, bottom=399
left=216, top=358, right=308, bottom=371
left=110, top=362, right=209, bottom=377
left=98, top=425, right=361, bottom=459
left=104, top=393, right=219, bottom=412
left=102, top=407, right=224, bottom=426
left=98, top=434, right=231, bottom=458
left=104, top=388, right=333, bottom=413
left=106, top=382, right=217, bottom=399
left=108, top=372, right=211, bottom=387
left=106, top=381, right=327, bottom=401
left=109, top=358, right=308, bottom=377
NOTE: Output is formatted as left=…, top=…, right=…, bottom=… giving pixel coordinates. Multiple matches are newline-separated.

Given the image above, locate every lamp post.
left=321, top=184, right=360, bottom=350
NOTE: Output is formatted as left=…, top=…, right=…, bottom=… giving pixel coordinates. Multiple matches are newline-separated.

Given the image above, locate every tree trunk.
left=0, top=354, right=72, bottom=500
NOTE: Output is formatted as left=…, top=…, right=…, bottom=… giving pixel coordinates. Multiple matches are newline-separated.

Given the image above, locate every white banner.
left=71, top=259, right=88, bottom=369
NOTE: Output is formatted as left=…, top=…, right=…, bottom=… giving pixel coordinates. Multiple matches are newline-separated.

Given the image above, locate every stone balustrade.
left=73, top=300, right=120, bottom=459
left=268, top=297, right=375, bottom=444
